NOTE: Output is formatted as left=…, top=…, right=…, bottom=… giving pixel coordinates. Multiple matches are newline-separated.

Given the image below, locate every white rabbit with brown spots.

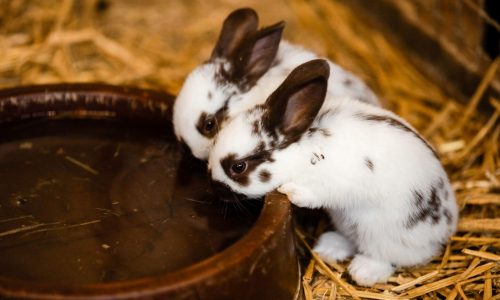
left=173, top=7, right=379, bottom=160
left=208, top=59, right=458, bottom=286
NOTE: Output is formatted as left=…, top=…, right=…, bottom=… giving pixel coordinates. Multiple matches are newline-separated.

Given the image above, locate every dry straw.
left=0, top=0, right=498, bottom=298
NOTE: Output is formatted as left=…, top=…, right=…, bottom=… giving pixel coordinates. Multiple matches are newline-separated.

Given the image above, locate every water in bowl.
left=0, top=119, right=261, bottom=285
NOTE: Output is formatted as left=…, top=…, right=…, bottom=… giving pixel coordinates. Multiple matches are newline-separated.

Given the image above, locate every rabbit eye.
left=231, top=162, right=247, bottom=174
left=204, top=117, right=217, bottom=133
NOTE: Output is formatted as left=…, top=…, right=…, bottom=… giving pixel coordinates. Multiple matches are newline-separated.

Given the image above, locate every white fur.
left=313, top=231, right=355, bottom=263
left=208, top=97, right=458, bottom=286
left=173, top=41, right=380, bottom=159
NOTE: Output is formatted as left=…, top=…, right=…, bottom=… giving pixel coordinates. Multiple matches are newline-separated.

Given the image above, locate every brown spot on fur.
left=220, top=146, right=274, bottom=187
left=405, top=190, right=428, bottom=228
left=365, top=158, right=374, bottom=172
left=195, top=105, right=229, bottom=138
left=310, top=152, right=325, bottom=165
left=216, top=104, right=229, bottom=119
left=356, top=113, right=438, bottom=159
left=308, top=127, right=318, bottom=136
left=321, top=129, right=332, bottom=137
left=252, top=120, right=260, bottom=135
left=415, top=190, right=425, bottom=205
left=255, top=141, right=266, bottom=153
left=308, top=127, right=332, bottom=137
left=429, top=186, right=441, bottom=224
left=259, top=170, right=271, bottom=182
left=405, top=183, right=443, bottom=228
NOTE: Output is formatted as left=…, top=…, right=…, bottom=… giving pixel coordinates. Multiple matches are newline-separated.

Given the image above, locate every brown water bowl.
left=0, top=84, right=300, bottom=300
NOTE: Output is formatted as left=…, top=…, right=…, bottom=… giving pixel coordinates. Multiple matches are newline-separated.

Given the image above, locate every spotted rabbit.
left=208, top=59, right=457, bottom=286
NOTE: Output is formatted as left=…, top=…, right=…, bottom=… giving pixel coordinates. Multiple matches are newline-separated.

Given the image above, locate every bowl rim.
left=0, top=83, right=292, bottom=299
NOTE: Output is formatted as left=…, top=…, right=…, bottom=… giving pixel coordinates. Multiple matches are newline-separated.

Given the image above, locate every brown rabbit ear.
left=211, top=8, right=259, bottom=59
left=238, top=21, right=285, bottom=87
left=263, top=59, right=330, bottom=145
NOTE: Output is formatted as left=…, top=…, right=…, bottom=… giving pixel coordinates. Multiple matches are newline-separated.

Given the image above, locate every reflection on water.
left=0, top=119, right=261, bottom=284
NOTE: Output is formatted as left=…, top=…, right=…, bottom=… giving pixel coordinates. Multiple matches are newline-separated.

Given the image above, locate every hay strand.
left=295, top=229, right=361, bottom=300
left=462, top=249, right=500, bottom=261
left=390, top=270, right=440, bottom=292
left=64, top=155, right=99, bottom=175
left=452, top=57, right=500, bottom=135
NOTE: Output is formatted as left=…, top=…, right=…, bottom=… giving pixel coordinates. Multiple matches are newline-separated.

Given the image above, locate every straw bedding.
left=0, top=0, right=498, bottom=298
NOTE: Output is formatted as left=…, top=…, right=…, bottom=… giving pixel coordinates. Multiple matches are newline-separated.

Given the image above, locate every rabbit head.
left=173, top=8, right=285, bottom=159
left=208, top=59, right=330, bottom=198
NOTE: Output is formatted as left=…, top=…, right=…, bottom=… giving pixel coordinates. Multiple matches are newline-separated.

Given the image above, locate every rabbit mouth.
left=210, top=179, right=251, bottom=203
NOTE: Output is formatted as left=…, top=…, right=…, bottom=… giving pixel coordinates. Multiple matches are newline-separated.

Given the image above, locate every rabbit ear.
left=263, top=59, right=330, bottom=144
left=238, top=21, right=285, bottom=86
left=211, top=8, right=259, bottom=59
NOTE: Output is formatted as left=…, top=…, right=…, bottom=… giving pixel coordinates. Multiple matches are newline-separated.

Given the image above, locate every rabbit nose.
left=210, top=180, right=249, bottom=202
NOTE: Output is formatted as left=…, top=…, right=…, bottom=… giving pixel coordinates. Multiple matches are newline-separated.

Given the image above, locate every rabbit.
left=207, top=59, right=458, bottom=287
left=173, top=7, right=379, bottom=160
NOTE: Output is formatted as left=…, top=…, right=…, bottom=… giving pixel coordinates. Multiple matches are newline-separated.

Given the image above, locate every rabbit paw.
left=313, top=231, right=355, bottom=263
left=278, top=182, right=318, bottom=208
left=348, top=254, right=394, bottom=287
